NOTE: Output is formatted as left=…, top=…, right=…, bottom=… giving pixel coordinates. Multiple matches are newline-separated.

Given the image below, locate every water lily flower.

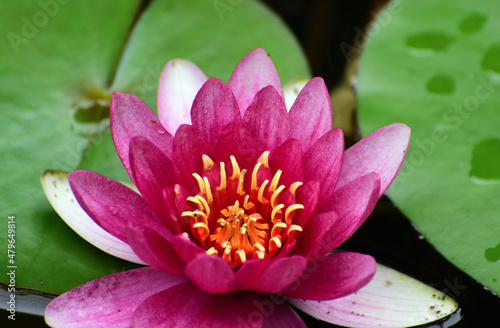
left=43, top=48, right=414, bottom=327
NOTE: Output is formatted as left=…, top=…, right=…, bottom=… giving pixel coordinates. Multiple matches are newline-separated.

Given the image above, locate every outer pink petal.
left=293, top=211, right=338, bottom=259
left=236, top=256, right=307, bottom=293
left=303, top=129, right=344, bottom=211
left=191, top=77, right=241, bottom=147
left=129, top=136, right=182, bottom=234
left=131, top=282, right=213, bottom=328
left=68, top=170, right=171, bottom=243
left=184, top=254, right=241, bottom=293
left=282, top=252, right=376, bottom=300
left=45, top=267, right=187, bottom=328
left=269, top=138, right=303, bottom=188
left=157, top=59, right=208, bottom=134
left=336, top=123, right=410, bottom=197
left=229, top=47, right=284, bottom=116
left=195, top=292, right=264, bottom=328
left=323, top=173, right=381, bottom=249
left=110, top=92, right=173, bottom=183
left=261, top=302, right=306, bottom=328
left=125, top=222, right=186, bottom=276
left=172, top=124, right=213, bottom=192
left=243, top=86, right=290, bottom=155
left=289, top=77, right=333, bottom=152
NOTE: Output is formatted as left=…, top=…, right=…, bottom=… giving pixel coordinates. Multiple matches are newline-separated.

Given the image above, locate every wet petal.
left=289, top=77, right=333, bottom=151
left=157, top=59, right=207, bottom=134
left=191, top=77, right=241, bottom=147
left=110, top=92, right=173, bottom=183
left=45, top=268, right=187, bottom=328
left=68, top=170, right=171, bottom=243
left=41, top=170, right=144, bottom=264
left=336, top=123, right=410, bottom=197
left=229, top=47, right=284, bottom=116
left=282, top=252, right=376, bottom=300
left=288, top=264, right=459, bottom=328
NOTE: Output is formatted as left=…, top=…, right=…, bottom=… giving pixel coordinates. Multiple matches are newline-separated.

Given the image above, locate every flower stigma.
left=181, top=153, right=304, bottom=266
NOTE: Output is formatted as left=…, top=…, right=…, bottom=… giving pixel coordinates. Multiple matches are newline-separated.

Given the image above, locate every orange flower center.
left=181, top=152, right=304, bottom=266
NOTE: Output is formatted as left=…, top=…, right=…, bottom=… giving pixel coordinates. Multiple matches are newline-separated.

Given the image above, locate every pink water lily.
left=44, top=48, right=410, bottom=327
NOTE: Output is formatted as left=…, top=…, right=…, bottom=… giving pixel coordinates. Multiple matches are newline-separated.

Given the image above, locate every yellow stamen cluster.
left=181, top=152, right=304, bottom=265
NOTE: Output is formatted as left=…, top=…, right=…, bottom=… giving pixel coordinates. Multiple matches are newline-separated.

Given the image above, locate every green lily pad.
left=0, top=0, right=309, bottom=295
left=357, top=0, right=500, bottom=294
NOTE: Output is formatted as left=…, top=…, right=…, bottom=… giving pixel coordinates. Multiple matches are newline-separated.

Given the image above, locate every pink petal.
left=236, top=256, right=307, bottom=293
left=288, top=263, right=458, bottom=327
left=131, top=282, right=213, bottom=328
left=110, top=92, right=173, bottom=183
left=157, top=59, right=207, bottom=134
left=336, top=123, right=410, bottom=197
left=243, top=86, right=290, bottom=155
left=283, top=252, right=376, bottom=301
left=184, top=254, right=241, bottom=293
left=269, top=138, right=304, bottom=188
left=289, top=77, right=333, bottom=151
left=303, top=129, right=344, bottom=211
left=229, top=47, right=284, bottom=116
left=41, top=170, right=144, bottom=264
left=293, top=211, right=338, bottom=259
left=45, top=267, right=187, bottom=328
left=293, top=180, right=320, bottom=228
left=129, top=136, right=182, bottom=234
left=68, top=170, right=171, bottom=243
left=214, top=121, right=258, bottom=171
left=196, top=292, right=264, bottom=328
left=170, top=234, right=206, bottom=263
left=125, top=222, right=186, bottom=276
left=172, top=124, right=212, bottom=192
left=191, top=77, right=241, bottom=147
left=323, top=173, right=381, bottom=249
left=261, top=302, right=306, bottom=328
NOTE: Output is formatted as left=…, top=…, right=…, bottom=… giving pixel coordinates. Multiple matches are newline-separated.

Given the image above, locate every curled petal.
left=336, top=123, right=410, bottom=197
left=41, top=170, right=144, bottom=264
left=110, top=92, right=173, bottom=183
left=288, top=263, right=459, bottom=328
left=282, top=252, right=376, bottom=300
left=157, top=59, right=207, bottom=134
left=45, top=268, right=187, bottom=328
left=229, top=47, right=284, bottom=116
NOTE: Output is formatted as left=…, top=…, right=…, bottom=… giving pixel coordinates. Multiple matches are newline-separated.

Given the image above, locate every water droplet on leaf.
left=469, top=138, right=500, bottom=182
left=426, top=74, right=456, bottom=95
left=459, top=13, right=487, bottom=34
left=406, top=31, right=455, bottom=52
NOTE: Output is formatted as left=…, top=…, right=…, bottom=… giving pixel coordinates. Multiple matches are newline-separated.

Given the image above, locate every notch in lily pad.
left=73, top=97, right=111, bottom=135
